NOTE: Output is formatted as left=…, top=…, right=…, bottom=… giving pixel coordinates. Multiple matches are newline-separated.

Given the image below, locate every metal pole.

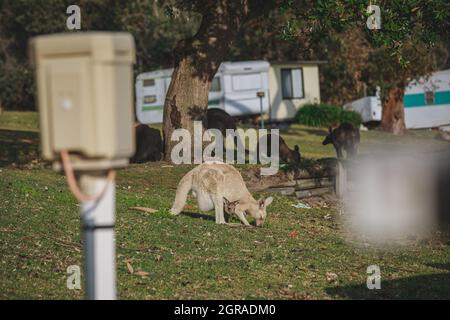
left=79, top=172, right=116, bottom=300
left=259, top=96, right=264, bottom=129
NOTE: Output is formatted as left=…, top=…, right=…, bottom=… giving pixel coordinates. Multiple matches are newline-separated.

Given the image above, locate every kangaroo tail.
left=170, top=170, right=193, bottom=215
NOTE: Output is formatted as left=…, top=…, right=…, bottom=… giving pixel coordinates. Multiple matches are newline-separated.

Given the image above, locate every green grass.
left=0, top=111, right=449, bottom=299
left=0, top=111, right=39, bottom=132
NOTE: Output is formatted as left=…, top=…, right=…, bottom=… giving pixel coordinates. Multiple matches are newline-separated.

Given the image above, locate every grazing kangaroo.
left=204, top=108, right=237, bottom=136
left=170, top=162, right=273, bottom=227
left=322, top=123, right=360, bottom=159
left=131, top=124, right=163, bottom=163
left=204, top=108, right=243, bottom=155
left=258, top=133, right=301, bottom=164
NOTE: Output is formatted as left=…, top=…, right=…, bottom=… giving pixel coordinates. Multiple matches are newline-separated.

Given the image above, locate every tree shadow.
left=0, top=129, right=40, bottom=167
left=426, top=262, right=450, bottom=271
left=326, top=273, right=450, bottom=299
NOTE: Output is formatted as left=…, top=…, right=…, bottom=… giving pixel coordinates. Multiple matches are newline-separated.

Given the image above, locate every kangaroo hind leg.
left=213, top=195, right=226, bottom=224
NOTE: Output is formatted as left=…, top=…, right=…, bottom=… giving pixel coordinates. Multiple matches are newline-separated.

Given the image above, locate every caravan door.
left=223, top=72, right=269, bottom=116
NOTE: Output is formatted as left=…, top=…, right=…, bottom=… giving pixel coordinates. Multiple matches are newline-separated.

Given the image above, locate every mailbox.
left=30, top=32, right=136, bottom=169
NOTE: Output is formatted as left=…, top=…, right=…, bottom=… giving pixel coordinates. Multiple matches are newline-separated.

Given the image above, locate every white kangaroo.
left=170, top=162, right=273, bottom=227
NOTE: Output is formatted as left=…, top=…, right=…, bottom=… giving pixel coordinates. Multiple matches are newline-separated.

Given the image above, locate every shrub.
left=295, top=103, right=361, bottom=127
left=0, top=61, right=35, bottom=111
left=340, top=109, right=362, bottom=127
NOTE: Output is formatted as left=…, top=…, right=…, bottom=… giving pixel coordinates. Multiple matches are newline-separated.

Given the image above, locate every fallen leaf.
left=289, top=230, right=299, bottom=239
left=135, top=270, right=149, bottom=278
left=129, top=207, right=157, bottom=214
left=126, top=261, right=134, bottom=274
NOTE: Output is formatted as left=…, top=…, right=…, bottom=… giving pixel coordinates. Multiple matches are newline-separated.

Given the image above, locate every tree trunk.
left=381, top=86, right=406, bottom=135
left=163, top=0, right=248, bottom=161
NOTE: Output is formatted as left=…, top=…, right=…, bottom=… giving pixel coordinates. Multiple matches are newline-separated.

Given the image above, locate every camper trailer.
left=343, top=87, right=382, bottom=124
left=136, top=61, right=270, bottom=124
left=343, top=97, right=382, bottom=123
left=404, top=69, right=450, bottom=129
left=135, top=60, right=323, bottom=124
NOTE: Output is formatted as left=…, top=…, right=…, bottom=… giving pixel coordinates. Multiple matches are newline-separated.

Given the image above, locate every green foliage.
left=280, top=0, right=450, bottom=108
left=0, top=61, right=36, bottom=110
left=340, top=109, right=363, bottom=127
left=295, top=103, right=341, bottom=127
left=281, top=0, right=450, bottom=65
left=0, top=0, right=200, bottom=110
left=1, top=0, right=449, bottom=113
left=295, top=103, right=361, bottom=127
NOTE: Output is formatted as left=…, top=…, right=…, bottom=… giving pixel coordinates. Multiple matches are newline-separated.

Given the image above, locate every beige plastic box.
left=29, top=32, right=136, bottom=169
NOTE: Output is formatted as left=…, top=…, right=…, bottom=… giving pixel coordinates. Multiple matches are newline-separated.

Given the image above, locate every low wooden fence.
left=243, top=158, right=344, bottom=199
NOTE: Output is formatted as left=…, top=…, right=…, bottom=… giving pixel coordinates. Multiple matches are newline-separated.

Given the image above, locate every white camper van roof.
left=136, top=68, right=173, bottom=80
left=136, top=60, right=270, bottom=81
left=219, top=60, right=270, bottom=74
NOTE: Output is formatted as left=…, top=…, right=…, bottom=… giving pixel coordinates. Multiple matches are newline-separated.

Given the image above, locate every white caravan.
left=343, top=87, right=382, bottom=123
left=404, top=69, right=450, bottom=129
left=135, top=60, right=323, bottom=124
left=135, top=61, right=270, bottom=124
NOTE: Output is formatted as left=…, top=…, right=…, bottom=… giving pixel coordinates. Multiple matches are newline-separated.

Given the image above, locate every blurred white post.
left=336, top=161, right=347, bottom=198
left=79, top=173, right=116, bottom=300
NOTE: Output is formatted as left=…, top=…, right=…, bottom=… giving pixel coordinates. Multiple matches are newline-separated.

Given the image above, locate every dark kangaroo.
left=204, top=108, right=242, bottom=155
left=258, top=133, right=301, bottom=164
left=322, top=123, right=360, bottom=159
left=130, top=124, right=163, bottom=163
left=204, top=108, right=237, bottom=135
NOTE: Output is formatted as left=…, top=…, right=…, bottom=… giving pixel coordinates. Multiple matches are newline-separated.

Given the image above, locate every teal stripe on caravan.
left=404, top=91, right=450, bottom=108
left=141, top=99, right=222, bottom=112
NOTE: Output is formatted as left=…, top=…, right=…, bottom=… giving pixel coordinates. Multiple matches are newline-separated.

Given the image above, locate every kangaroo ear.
left=328, top=126, right=333, bottom=134
left=223, top=197, right=230, bottom=205
left=294, top=145, right=299, bottom=152
left=258, top=198, right=265, bottom=208
left=264, top=196, right=273, bottom=207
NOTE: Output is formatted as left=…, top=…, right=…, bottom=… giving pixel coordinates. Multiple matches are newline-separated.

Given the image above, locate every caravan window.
left=425, top=90, right=434, bottom=104
left=143, top=79, right=155, bottom=87
left=143, top=95, right=157, bottom=104
left=210, top=77, right=221, bottom=92
left=281, top=68, right=304, bottom=99
left=232, top=73, right=262, bottom=91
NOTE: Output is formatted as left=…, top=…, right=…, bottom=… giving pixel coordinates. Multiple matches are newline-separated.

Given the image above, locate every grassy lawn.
left=0, top=111, right=39, bottom=132
left=1, top=111, right=449, bottom=299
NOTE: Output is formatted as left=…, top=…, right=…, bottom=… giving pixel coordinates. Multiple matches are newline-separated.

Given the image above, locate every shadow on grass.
left=180, top=211, right=247, bottom=225
left=0, top=129, right=40, bottom=167
left=427, top=262, right=450, bottom=271
left=326, top=273, right=450, bottom=299
left=180, top=211, right=215, bottom=222
left=286, top=126, right=328, bottom=137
